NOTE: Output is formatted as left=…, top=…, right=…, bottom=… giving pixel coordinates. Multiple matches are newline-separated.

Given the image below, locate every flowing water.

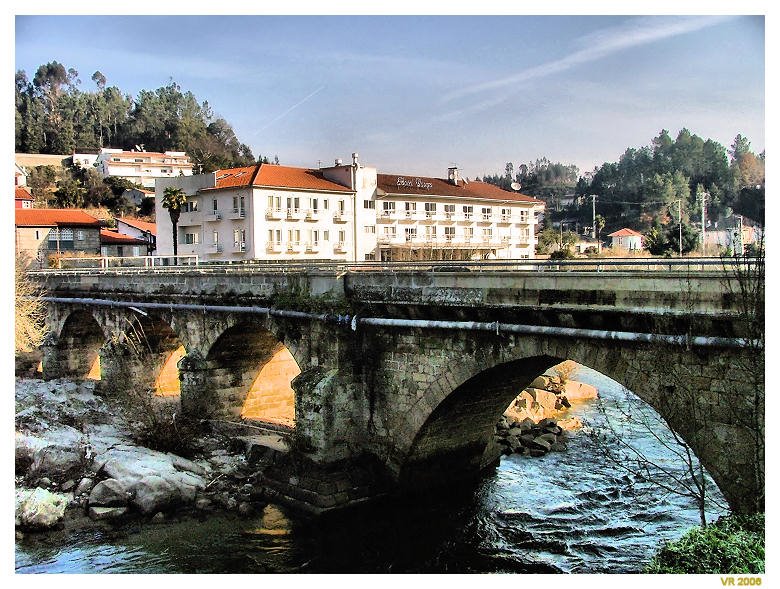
left=15, top=367, right=726, bottom=574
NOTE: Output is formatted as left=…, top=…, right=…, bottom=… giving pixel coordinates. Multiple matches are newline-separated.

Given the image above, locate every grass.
left=645, top=513, right=765, bottom=574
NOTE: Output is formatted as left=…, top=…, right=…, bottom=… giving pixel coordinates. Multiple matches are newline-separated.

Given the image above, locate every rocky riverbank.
left=493, top=372, right=598, bottom=458
left=15, top=377, right=270, bottom=537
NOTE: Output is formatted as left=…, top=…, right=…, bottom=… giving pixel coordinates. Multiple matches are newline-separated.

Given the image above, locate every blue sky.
left=14, top=14, right=765, bottom=179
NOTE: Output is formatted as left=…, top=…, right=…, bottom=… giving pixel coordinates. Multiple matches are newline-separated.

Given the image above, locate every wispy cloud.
left=441, top=16, right=736, bottom=105
left=254, top=86, right=326, bottom=133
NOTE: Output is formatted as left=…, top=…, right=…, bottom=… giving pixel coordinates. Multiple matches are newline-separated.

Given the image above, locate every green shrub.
left=645, top=513, right=765, bottom=574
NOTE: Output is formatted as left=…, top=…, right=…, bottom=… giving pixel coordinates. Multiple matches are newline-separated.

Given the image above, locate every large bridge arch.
left=199, top=319, right=304, bottom=425
left=386, top=330, right=758, bottom=514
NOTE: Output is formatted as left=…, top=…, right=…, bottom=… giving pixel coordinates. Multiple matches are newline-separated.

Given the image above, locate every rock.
left=89, top=478, right=130, bottom=507
left=29, top=445, right=84, bottom=482
left=88, top=506, right=129, bottom=521
left=529, top=375, right=552, bottom=390
left=529, top=436, right=552, bottom=452
left=507, top=427, right=525, bottom=437
left=538, top=418, right=558, bottom=428
left=16, top=531, right=24, bottom=541
left=226, top=497, right=238, bottom=510
left=558, top=417, right=583, bottom=431
left=37, top=477, right=52, bottom=488
left=15, top=433, right=48, bottom=473
left=152, top=512, right=166, bottom=522
left=167, top=453, right=209, bottom=477
left=563, top=380, right=598, bottom=401
left=194, top=497, right=212, bottom=511
left=16, top=487, right=69, bottom=529
left=75, top=477, right=95, bottom=496
left=537, top=433, right=558, bottom=445
left=529, top=448, right=547, bottom=458
left=507, top=435, right=522, bottom=453
left=519, top=434, right=537, bottom=448
left=61, top=479, right=76, bottom=492
left=131, top=475, right=179, bottom=515
left=542, top=425, right=563, bottom=436
left=238, top=502, right=253, bottom=516
left=550, top=442, right=567, bottom=452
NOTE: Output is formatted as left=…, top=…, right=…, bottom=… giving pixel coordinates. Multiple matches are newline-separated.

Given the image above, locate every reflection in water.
left=16, top=367, right=726, bottom=574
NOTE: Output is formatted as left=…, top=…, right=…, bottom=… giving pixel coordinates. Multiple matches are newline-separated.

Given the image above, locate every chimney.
left=448, top=166, right=460, bottom=185
left=352, top=152, right=360, bottom=166
left=335, top=158, right=343, bottom=166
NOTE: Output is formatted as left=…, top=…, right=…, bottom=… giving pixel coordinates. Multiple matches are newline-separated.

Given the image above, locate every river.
left=15, top=366, right=726, bottom=573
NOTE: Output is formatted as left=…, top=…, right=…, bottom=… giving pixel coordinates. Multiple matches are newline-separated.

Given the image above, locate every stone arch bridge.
left=32, top=265, right=763, bottom=514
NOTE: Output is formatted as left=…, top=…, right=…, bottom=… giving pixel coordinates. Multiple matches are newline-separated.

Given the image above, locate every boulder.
left=563, top=380, right=598, bottom=401
left=558, top=417, right=584, bottom=431
left=28, top=445, right=84, bottom=482
left=16, top=487, right=69, bottom=529
left=131, top=475, right=179, bottom=515
left=529, top=449, right=547, bottom=457
left=88, top=506, right=129, bottom=521
left=537, top=433, right=558, bottom=445
left=529, top=436, right=552, bottom=452
left=15, top=433, right=48, bottom=473
left=89, top=478, right=130, bottom=507
left=75, top=477, right=95, bottom=496
left=529, top=375, right=552, bottom=390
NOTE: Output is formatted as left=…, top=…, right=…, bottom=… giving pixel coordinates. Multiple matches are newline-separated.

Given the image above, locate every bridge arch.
left=392, top=333, right=735, bottom=508
left=204, top=320, right=302, bottom=426
left=52, top=309, right=106, bottom=379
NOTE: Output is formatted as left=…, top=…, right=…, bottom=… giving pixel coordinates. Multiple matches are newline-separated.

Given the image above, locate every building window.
left=132, top=246, right=141, bottom=256
left=444, top=227, right=455, bottom=240
left=363, top=200, right=375, bottom=209
left=519, top=210, right=529, bottom=222
left=501, top=208, right=511, bottom=220
left=323, top=230, right=330, bottom=242
left=322, top=199, right=329, bottom=210
left=338, top=200, right=345, bottom=213
left=384, top=226, right=397, bottom=237
left=286, top=196, right=300, bottom=212
left=364, top=225, right=376, bottom=234
left=444, top=204, right=455, bottom=214
left=464, top=227, right=474, bottom=240
left=424, top=203, right=437, bottom=217
left=382, top=201, right=396, bottom=214
left=35, top=230, right=40, bottom=240
left=482, top=207, right=492, bottom=220
left=310, top=197, right=319, bottom=212
left=338, top=230, right=346, bottom=244
left=463, top=205, right=473, bottom=219
left=213, top=199, right=219, bottom=212
left=76, top=230, right=85, bottom=241
left=405, top=227, right=417, bottom=241
left=482, top=228, right=492, bottom=241
left=184, top=232, right=200, bottom=245
left=405, top=201, right=417, bottom=212
left=185, top=200, right=198, bottom=213
left=425, top=226, right=437, bottom=239
left=213, top=230, right=219, bottom=244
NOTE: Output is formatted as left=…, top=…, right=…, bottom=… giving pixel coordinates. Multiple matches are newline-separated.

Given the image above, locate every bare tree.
left=15, top=257, right=48, bottom=353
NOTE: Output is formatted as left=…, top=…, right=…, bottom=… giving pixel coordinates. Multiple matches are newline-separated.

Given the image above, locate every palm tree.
left=162, top=186, right=187, bottom=260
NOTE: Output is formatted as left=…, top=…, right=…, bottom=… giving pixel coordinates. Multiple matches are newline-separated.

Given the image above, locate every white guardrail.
left=30, top=256, right=758, bottom=274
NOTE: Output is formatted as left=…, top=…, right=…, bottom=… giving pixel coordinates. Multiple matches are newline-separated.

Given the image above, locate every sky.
left=12, top=11, right=766, bottom=180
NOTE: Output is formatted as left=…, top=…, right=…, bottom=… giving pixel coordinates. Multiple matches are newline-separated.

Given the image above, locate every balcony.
left=333, top=212, right=348, bottom=223
left=420, top=211, right=436, bottom=224
left=378, top=210, right=395, bottom=223
left=304, top=209, right=319, bottom=222
left=400, top=210, right=417, bottom=223
left=333, top=241, right=347, bottom=253
left=479, top=214, right=494, bottom=223
left=232, top=241, right=247, bottom=253
left=442, top=212, right=455, bottom=223
left=459, top=213, right=474, bottom=224
left=286, top=241, right=301, bottom=253
left=499, top=215, right=512, bottom=224
left=207, top=243, right=224, bottom=254
left=265, top=208, right=282, bottom=220
left=516, top=215, right=530, bottom=225
left=286, top=208, right=301, bottom=220
left=305, top=241, right=320, bottom=253
left=229, top=208, right=246, bottom=220
left=204, top=211, right=222, bottom=222
left=266, top=240, right=282, bottom=253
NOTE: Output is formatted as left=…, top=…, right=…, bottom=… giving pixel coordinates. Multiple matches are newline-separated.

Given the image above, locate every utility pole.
left=591, top=195, right=597, bottom=239
left=734, top=215, right=744, bottom=256
left=700, top=190, right=707, bottom=256
left=678, top=199, right=683, bottom=257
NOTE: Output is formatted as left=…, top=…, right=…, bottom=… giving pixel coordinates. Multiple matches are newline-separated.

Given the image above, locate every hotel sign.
left=396, top=176, right=433, bottom=190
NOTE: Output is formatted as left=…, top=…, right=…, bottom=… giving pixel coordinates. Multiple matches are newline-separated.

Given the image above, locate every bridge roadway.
left=32, top=260, right=763, bottom=515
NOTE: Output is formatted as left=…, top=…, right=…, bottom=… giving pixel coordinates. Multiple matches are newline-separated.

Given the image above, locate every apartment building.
left=77, top=148, right=193, bottom=189
left=155, top=154, right=543, bottom=262
left=373, top=167, right=543, bottom=261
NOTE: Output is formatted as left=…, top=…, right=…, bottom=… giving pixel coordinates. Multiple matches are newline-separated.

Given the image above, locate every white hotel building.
left=155, top=154, right=544, bottom=262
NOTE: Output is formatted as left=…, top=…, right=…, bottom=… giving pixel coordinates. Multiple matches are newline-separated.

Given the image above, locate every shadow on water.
left=16, top=366, right=726, bottom=574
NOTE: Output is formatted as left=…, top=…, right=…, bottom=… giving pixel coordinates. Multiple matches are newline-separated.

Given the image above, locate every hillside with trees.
left=482, top=129, right=765, bottom=252
left=15, top=60, right=276, bottom=173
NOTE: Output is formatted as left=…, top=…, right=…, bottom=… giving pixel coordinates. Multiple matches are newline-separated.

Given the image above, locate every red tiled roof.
left=15, top=208, right=101, bottom=228
left=117, top=217, right=157, bottom=236
left=608, top=228, right=644, bottom=237
left=210, top=164, right=353, bottom=193
left=376, top=174, right=545, bottom=204
left=100, top=229, right=148, bottom=245
left=15, top=186, right=33, bottom=200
